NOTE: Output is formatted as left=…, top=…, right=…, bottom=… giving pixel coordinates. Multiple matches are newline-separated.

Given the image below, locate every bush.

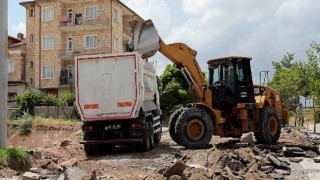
left=15, top=92, right=42, bottom=116
left=11, top=113, right=33, bottom=136
left=59, top=91, right=75, bottom=106
left=0, top=148, right=30, bottom=170
left=41, top=94, right=59, bottom=106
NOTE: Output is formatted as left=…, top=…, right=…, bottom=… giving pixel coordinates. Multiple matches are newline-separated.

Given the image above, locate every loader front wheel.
left=168, top=107, right=186, bottom=145
left=256, top=107, right=281, bottom=144
left=175, top=108, right=213, bottom=149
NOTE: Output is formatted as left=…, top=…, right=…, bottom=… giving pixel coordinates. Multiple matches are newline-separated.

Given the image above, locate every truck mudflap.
left=80, top=139, right=143, bottom=145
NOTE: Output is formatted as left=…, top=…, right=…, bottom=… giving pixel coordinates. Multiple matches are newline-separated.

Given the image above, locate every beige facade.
left=20, top=0, right=143, bottom=96
left=7, top=35, right=27, bottom=107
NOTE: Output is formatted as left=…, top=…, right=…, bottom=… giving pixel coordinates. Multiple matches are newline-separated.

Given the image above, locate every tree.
left=159, top=65, right=193, bottom=121
left=269, top=53, right=301, bottom=111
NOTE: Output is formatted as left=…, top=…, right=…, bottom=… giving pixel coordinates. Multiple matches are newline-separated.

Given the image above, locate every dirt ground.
left=2, top=124, right=320, bottom=180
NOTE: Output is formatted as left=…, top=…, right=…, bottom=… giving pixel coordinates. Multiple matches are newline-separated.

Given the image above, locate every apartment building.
left=20, top=0, right=143, bottom=96
left=8, top=34, right=27, bottom=107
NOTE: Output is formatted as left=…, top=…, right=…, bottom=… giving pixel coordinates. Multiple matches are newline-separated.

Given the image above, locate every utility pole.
left=0, top=0, right=8, bottom=148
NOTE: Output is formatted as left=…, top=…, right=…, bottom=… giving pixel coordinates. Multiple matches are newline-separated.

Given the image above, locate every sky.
left=9, top=0, right=320, bottom=83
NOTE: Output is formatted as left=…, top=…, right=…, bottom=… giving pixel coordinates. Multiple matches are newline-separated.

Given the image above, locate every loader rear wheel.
left=168, top=107, right=186, bottom=145
left=175, top=108, right=213, bottom=149
left=255, top=107, right=281, bottom=144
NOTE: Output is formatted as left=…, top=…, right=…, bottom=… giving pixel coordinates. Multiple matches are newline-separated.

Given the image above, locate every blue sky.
left=9, top=0, right=320, bottom=84
left=8, top=0, right=26, bottom=37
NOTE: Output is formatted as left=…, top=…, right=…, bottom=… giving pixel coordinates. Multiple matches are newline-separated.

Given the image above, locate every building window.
left=113, top=36, right=120, bottom=51
left=42, top=65, right=54, bottom=79
left=85, top=6, right=97, bottom=20
left=7, top=60, right=14, bottom=73
left=67, top=37, right=73, bottom=54
left=30, top=78, right=33, bottom=84
left=30, top=34, right=34, bottom=43
left=42, top=36, right=54, bottom=50
left=84, top=35, right=97, bottom=49
left=42, top=7, right=54, bottom=21
left=29, top=8, right=34, bottom=17
left=8, top=92, right=17, bottom=102
left=67, top=8, right=73, bottom=19
left=113, top=8, right=120, bottom=22
left=30, top=61, right=34, bottom=68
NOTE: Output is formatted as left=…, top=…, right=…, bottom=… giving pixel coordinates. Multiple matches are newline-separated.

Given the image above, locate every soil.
left=1, top=125, right=320, bottom=179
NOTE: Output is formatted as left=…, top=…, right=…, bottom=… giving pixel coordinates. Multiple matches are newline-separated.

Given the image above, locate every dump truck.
left=75, top=52, right=162, bottom=155
left=131, top=20, right=289, bottom=149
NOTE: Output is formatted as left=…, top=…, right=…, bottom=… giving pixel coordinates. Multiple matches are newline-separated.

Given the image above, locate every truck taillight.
left=131, top=123, right=142, bottom=128
left=82, top=125, right=94, bottom=131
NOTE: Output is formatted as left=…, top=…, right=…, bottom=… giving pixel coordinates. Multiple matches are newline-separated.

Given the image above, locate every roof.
left=207, top=56, right=252, bottom=64
left=8, top=35, right=26, bottom=47
left=19, top=0, right=144, bottom=20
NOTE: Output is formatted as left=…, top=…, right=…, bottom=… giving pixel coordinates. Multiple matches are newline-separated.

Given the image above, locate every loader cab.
left=208, top=56, right=255, bottom=109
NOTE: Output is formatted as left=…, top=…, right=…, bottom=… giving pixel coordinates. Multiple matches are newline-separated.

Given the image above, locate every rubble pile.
left=160, top=129, right=320, bottom=180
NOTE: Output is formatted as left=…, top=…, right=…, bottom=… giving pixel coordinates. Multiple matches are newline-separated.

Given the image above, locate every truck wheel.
left=256, top=107, right=281, bottom=144
left=168, top=108, right=186, bottom=145
left=83, top=132, right=102, bottom=156
left=140, top=122, right=154, bottom=151
left=154, top=123, right=162, bottom=144
left=175, top=108, right=213, bottom=149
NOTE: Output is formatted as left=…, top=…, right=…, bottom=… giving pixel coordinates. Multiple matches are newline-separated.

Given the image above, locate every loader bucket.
left=133, top=20, right=160, bottom=59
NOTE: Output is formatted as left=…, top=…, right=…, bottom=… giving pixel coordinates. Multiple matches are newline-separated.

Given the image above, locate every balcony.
left=60, top=48, right=111, bottom=61
left=60, top=70, right=74, bottom=86
left=59, top=15, right=110, bottom=32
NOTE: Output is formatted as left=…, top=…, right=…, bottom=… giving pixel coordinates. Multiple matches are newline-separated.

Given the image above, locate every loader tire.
left=83, top=132, right=103, bottom=156
left=168, top=107, right=186, bottom=145
left=175, top=108, right=213, bottom=149
left=140, top=122, right=154, bottom=151
left=256, top=107, right=281, bottom=144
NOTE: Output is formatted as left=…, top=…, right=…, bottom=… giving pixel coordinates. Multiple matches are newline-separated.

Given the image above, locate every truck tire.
left=175, top=108, right=213, bottom=149
left=140, top=122, right=154, bottom=151
left=256, top=107, right=281, bottom=144
left=154, top=123, right=162, bottom=144
left=168, top=107, right=185, bottom=145
left=83, top=132, right=102, bottom=156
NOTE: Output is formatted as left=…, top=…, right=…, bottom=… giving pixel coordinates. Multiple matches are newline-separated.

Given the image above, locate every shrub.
left=15, top=92, right=42, bottom=116
left=12, top=113, right=33, bottom=136
left=59, top=90, right=75, bottom=106
left=41, top=94, right=59, bottom=106
left=0, top=148, right=30, bottom=170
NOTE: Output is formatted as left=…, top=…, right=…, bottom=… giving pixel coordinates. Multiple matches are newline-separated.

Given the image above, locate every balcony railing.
left=59, top=15, right=110, bottom=31
left=60, top=48, right=112, bottom=60
left=60, top=70, right=74, bottom=85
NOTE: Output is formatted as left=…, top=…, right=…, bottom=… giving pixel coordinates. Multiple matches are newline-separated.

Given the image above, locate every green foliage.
left=270, top=42, right=320, bottom=113
left=270, top=54, right=301, bottom=111
left=160, top=65, right=193, bottom=121
left=11, top=113, right=33, bottom=136
left=13, top=91, right=77, bottom=119
left=0, top=148, right=30, bottom=170
left=59, top=90, right=75, bottom=106
left=41, top=94, right=58, bottom=106
left=15, top=91, right=42, bottom=116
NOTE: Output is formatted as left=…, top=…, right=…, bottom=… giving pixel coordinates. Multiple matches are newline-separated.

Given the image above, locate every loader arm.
left=158, top=40, right=211, bottom=105
left=132, top=19, right=211, bottom=105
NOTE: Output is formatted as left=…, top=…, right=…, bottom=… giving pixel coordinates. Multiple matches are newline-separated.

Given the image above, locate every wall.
left=34, top=106, right=74, bottom=119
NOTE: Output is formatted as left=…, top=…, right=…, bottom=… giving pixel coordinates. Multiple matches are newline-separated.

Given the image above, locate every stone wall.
left=34, top=106, right=74, bottom=119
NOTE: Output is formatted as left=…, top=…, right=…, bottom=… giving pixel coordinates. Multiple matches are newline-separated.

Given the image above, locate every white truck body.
left=75, top=52, right=159, bottom=121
